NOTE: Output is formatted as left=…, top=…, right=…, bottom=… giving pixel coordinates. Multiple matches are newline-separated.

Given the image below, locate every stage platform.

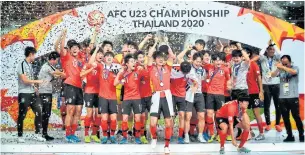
left=1, top=129, right=304, bottom=154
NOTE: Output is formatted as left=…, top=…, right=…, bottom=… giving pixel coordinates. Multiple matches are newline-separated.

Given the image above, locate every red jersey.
left=170, top=66, right=188, bottom=97
left=224, top=65, right=231, bottom=97
left=201, top=64, right=213, bottom=93
left=118, top=69, right=144, bottom=100
left=83, top=64, right=99, bottom=94
left=139, top=68, right=152, bottom=98
left=148, top=64, right=171, bottom=97
left=61, top=52, right=84, bottom=88
left=247, top=61, right=261, bottom=94
left=225, top=54, right=232, bottom=63
left=97, top=63, right=121, bottom=100
left=206, top=66, right=230, bottom=95
left=216, top=100, right=239, bottom=123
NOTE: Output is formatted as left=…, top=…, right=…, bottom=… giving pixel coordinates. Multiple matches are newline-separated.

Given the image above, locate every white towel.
left=150, top=89, right=174, bottom=116
left=185, top=90, right=194, bottom=103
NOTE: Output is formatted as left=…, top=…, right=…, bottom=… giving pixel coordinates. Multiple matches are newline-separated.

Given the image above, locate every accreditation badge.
left=283, top=83, right=289, bottom=95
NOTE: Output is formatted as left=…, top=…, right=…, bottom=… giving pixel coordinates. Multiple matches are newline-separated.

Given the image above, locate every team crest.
left=220, top=70, right=224, bottom=75
left=134, top=72, right=138, bottom=79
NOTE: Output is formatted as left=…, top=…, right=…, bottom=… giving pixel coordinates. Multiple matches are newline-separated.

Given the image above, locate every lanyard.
left=156, top=66, right=164, bottom=82
left=268, top=58, right=273, bottom=71
left=233, top=63, right=241, bottom=77
left=103, top=64, right=112, bottom=79
left=210, top=67, right=220, bottom=81
left=24, top=59, right=34, bottom=78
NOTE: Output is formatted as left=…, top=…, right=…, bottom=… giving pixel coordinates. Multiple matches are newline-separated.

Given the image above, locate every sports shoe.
left=219, top=147, right=225, bottom=154
left=110, top=136, right=117, bottom=144
left=265, top=125, right=271, bottom=131
left=42, top=135, right=54, bottom=141
left=177, top=137, right=184, bottom=144
left=140, top=136, right=148, bottom=144
left=135, top=138, right=142, bottom=144
left=255, top=134, right=265, bottom=141
left=120, top=137, right=128, bottom=144
left=275, top=125, right=282, bottom=132
left=101, top=137, right=108, bottom=144
left=170, top=136, right=175, bottom=142
left=164, top=147, right=170, bottom=154
left=151, top=139, right=157, bottom=149
left=238, top=147, right=251, bottom=153
left=216, top=135, right=220, bottom=142
left=91, top=135, right=100, bottom=143
left=70, top=135, right=81, bottom=142
left=84, top=136, right=91, bottom=143
left=184, top=134, right=190, bottom=144
left=203, top=132, right=210, bottom=141
left=226, top=135, right=232, bottom=141
left=208, top=134, right=215, bottom=143
left=18, top=137, right=25, bottom=143
left=198, top=133, right=207, bottom=143
left=32, top=134, right=46, bottom=142
left=190, top=135, right=197, bottom=142
left=283, top=135, right=295, bottom=142
left=66, top=135, right=77, bottom=143
left=250, top=130, right=255, bottom=138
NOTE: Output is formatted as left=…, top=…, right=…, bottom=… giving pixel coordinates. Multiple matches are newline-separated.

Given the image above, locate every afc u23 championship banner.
left=1, top=1, right=304, bottom=130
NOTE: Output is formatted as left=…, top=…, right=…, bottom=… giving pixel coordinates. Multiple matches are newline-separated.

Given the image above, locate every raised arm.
left=177, top=45, right=192, bottom=64
left=80, top=65, right=95, bottom=78
left=217, top=39, right=224, bottom=52
left=167, top=45, right=175, bottom=66
left=274, top=62, right=298, bottom=75
left=88, top=46, right=99, bottom=65
left=147, top=38, right=158, bottom=66
left=138, top=34, right=153, bottom=50
left=55, top=29, right=67, bottom=56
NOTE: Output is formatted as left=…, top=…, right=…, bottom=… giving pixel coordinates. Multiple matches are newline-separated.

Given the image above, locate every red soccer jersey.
left=61, top=52, right=84, bottom=88
left=206, top=66, right=230, bottom=95
left=216, top=100, right=239, bottom=123
left=225, top=54, right=232, bottom=63
left=139, top=68, right=152, bottom=98
left=83, top=63, right=99, bottom=94
left=201, top=64, right=213, bottom=93
left=97, top=63, right=119, bottom=100
left=148, top=64, right=171, bottom=97
left=118, top=69, right=143, bottom=100
left=247, top=61, right=261, bottom=94
left=170, top=66, right=188, bottom=97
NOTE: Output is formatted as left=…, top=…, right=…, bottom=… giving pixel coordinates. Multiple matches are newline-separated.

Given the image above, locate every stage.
left=1, top=129, right=304, bottom=155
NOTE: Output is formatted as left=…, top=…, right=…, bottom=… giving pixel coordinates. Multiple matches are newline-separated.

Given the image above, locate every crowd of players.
left=16, top=29, right=304, bottom=154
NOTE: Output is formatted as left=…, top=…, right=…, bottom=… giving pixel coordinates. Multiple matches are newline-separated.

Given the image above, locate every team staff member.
left=216, top=95, right=252, bottom=154
left=38, top=51, right=65, bottom=141
left=80, top=47, right=104, bottom=143
left=17, top=47, right=45, bottom=143
left=147, top=40, right=176, bottom=153
left=272, top=55, right=304, bottom=142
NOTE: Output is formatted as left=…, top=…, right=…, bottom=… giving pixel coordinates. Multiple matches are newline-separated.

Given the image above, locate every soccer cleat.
left=184, top=134, right=190, bottom=144
left=101, top=137, right=108, bottom=144
left=275, top=125, right=282, bottom=132
left=300, top=135, right=304, bottom=142
left=42, top=135, right=54, bottom=141
left=190, top=135, right=197, bottom=142
left=18, top=137, right=25, bottom=143
left=120, top=137, right=128, bottom=144
left=66, top=135, right=77, bottom=143
left=283, top=136, right=295, bottom=142
left=203, top=132, right=210, bottom=141
left=110, top=136, right=117, bottom=144
left=135, top=138, right=142, bottom=144
left=198, top=134, right=207, bottom=143
left=226, top=135, right=232, bottom=141
left=238, top=147, right=251, bottom=153
left=219, top=147, right=225, bottom=154
left=255, top=134, right=265, bottom=141
left=177, top=137, right=184, bottom=144
left=151, top=139, right=157, bottom=149
left=91, top=135, right=100, bottom=143
left=208, top=134, right=215, bottom=143
left=164, top=147, right=170, bottom=154
left=265, top=125, right=271, bottom=131
left=84, top=136, right=91, bottom=143
left=70, top=135, right=81, bottom=142
left=140, top=136, right=148, bottom=144
left=32, top=134, right=46, bottom=142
